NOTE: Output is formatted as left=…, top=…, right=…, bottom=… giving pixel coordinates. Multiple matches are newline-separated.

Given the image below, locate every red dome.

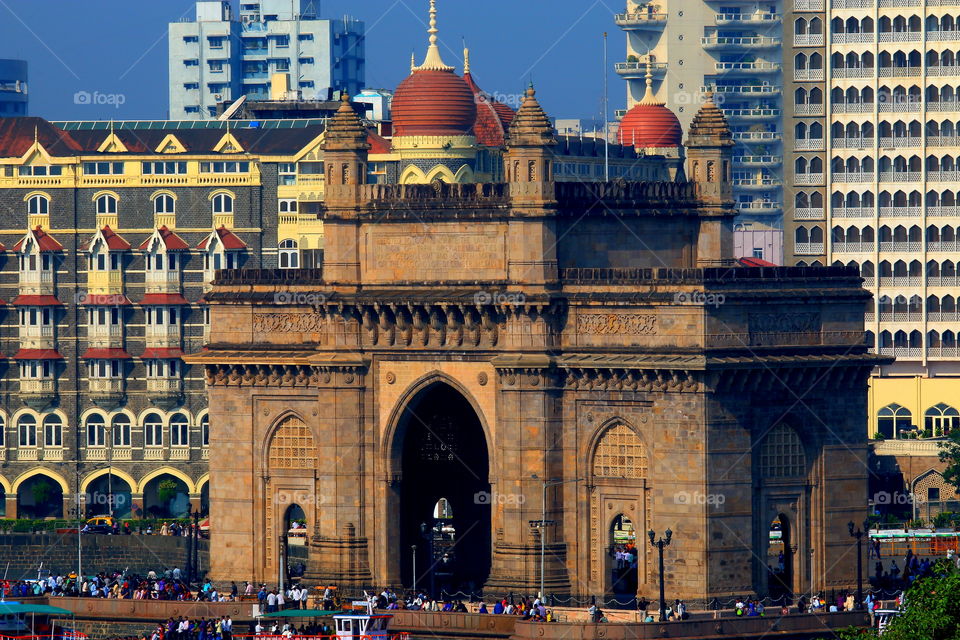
left=616, top=103, right=683, bottom=148
left=392, top=69, right=478, bottom=137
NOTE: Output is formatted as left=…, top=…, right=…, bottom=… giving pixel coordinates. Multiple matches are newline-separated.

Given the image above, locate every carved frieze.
left=577, top=312, right=657, bottom=336
left=748, top=312, right=820, bottom=335
left=254, top=313, right=325, bottom=334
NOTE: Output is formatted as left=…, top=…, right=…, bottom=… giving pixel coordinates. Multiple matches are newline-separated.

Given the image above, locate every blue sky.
left=1, top=0, right=624, bottom=122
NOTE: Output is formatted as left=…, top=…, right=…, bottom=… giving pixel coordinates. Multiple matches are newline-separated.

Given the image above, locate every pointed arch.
left=137, top=466, right=196, bottom=495
left=589, top=420, right=648, bottom=480
left=453, top=164, right=475, bottom=183
left=425, top=165, right=457, bottom=184
left=12, top=467, right=69, bottom=494
left=80, top=467, right=137, bottom=496
left=264, top=413, right=316, bottom=471
left=399, top=165, right=427, bottom=185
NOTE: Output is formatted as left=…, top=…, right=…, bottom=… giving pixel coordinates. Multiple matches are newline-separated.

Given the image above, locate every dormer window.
left=199, top=227, right=245, bottom=287
left=140, top=227, right=188, bottom=293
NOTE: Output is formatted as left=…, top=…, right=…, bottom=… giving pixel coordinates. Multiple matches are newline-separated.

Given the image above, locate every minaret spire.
left=463, top=42, right=470, bottom=74
left=412, top=0, right=454, bottom=72
left=639, top=64, right=661, bottom=106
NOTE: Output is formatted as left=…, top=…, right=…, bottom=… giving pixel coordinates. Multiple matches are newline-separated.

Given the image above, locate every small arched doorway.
left=142, top=474, right=190, bottom=518
left=609, top=514, right=638, bottom=597
left=393, top=382, right=491, bottom=595
left=766, top=515, right=793, bottom=602
left=17, top=475, right=63, bottom=519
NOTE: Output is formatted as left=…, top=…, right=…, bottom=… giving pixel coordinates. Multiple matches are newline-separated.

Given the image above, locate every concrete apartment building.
left=0, top=59, right=27, bottom=117
left=784, top=0, right=960, bottom=513
left=616, top=0, right=785, bottom=263
left=168, top=0, right=364, bottom=119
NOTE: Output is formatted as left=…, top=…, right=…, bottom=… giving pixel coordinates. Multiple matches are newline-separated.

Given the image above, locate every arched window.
left=268, top=415, right=316, bottom=469
left=144, top=412, right=163, bottom=447
left=877, top=404, right=912, bottom=439
left=212, top=193, right=234, bottom=214
left=112, top=414, right=131, bottom=447
left=758, top=425, right=806, bottom=479
left=592, top=423, right=647, bottom=479
left=43, top=414, right=62, bottom=448
left=154, top=194, right=175, bottom=215
left=278, top=239, right=299, bottom=269
left=95, top=194, right=118, bottom=215
left=200, top=414, right=209, bottom=447
left=27, top=195, right=49, bottom=215
left=17, top=415, right=37, bottom=448
left=924, top=403, right=959, bottom=437
left=0, top=414, right=5, bottom=448
left=86, top=414, right=106, bottom=447
left=170, top=413, right=189, bottom=447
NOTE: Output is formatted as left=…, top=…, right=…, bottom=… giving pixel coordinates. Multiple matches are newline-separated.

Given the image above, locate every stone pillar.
left=130, top=493, right=144, bottom=519
left=188, top=493, right=202, bottom=514
left=5, top=495, right=16, bottom=519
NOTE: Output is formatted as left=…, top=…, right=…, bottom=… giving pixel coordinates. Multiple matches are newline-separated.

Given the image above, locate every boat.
left=875, top=609, right=901, bottom=635
left=333, top=602, right=398, bottom=640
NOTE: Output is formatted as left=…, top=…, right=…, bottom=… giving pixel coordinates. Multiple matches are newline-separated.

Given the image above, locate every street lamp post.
left=531, top=475, right=584, bottom=602
left=648, top=529, right=673, bottom=622
left=848, top=519, right=869, bottom=610
left=411, top=545, right=417, bottom=592
left=420, top=522, right=436, bottom=597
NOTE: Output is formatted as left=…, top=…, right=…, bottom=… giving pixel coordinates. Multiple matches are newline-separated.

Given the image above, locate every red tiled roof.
left=13, top=227, right=64, bottom=252
left=139, top=226, right=189, bottom=251
left=738, top=257, right=779, bottom=267
left=78, top=293, right=132, bottom=306
left=12, top=348, right=63, bottom=360
left=81, top=348, right=132, bottom=360
left=140, top=293, right=190, bottom=305
left=367, top=131, right=391, bottom=154
left=11, top=295, right=61, bottom=306
left=463, top=72, right=514, bottom=147
left=391, top=69, right=478, bottom=137
left=0, top=117, right=83, bottom=157
left=80, top=225, right=132, bottom=252
left=141, top=347, right=185, bottom=359
left=198, top=226, right=246, bottom=250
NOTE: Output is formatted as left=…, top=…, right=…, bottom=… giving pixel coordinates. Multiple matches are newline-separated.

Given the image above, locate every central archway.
left=393, top=381, right=491, bottom=595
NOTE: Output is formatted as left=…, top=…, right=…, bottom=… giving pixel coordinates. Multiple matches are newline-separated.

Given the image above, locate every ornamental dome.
left=616, top=68, right=682, bottom=148
left=390, top=0, right=477, bottom=138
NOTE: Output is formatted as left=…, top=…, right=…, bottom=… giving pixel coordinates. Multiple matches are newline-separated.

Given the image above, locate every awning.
left=81, top=348, right=132, bottom=360
left=11, top=295, right=61, bottom=306
left=12, top=349, right=63, bottom=360
left=260, top=610, right=342, bottom=618
left=140, top=293, right=190, bottom=305
left=141, top=348, right=184, bottom=359
left=0, top=603, right=74, bottom=615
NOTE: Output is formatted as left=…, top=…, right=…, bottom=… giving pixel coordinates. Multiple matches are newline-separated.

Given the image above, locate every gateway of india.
left=191, top=3, right=881, bottom=602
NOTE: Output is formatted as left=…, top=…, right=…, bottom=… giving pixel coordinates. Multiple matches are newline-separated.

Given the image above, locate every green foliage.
left=871, top=560, right=960, bottom=640
left=908, top=518, right=926, bottom=529
left=933, top=512, right=960, bottom=529
left=30, top=478, right=53, bottom=504
left=939, top=428, right=960, bottom=495
left=156, top=479, right=180, bottom=503
left=873, top=431, right=886, bottom=441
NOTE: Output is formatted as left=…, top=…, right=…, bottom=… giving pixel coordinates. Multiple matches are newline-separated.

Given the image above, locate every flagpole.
left=603, top=31, right=609, bottom=181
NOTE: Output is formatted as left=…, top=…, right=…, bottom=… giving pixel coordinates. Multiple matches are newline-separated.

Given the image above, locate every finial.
left=341, top=91, right=350, bottom=103
left=412, top=0, right=454, bottom=72
left=33, top=124, right=38, bottom=144
left=463, top=40, right=470, bottom=74
left=638, top=60, right=664, bottom=106
left=410, top=52, right=416, bottom=72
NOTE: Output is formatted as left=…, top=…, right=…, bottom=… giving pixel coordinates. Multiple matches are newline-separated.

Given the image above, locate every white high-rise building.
left=616, top=0, right=785, bottom=263
left=168, top=0, right=364, bottom=119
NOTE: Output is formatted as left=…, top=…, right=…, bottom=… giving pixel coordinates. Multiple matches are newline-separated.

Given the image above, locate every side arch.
left=137, top=466, right=196, bottom=495
left=425, top=165, right=456, bottom=183
left=400, top=165, right=427, bottom=184
left=585, top=417, right=649, bottom=478
left=259, top=410, right=313, bottom=473
left=12, top=468, right=70, bottom=494
left=80, top=468, right=138, bottom=495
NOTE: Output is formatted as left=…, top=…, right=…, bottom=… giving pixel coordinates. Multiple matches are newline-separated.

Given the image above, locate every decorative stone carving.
left=577, top=313, right=657, bottom=336
left=749, top=312, right=820, bottom=334
left=254, top=313, right=325, bottom=334
left=477, top=372, right=488, bottom=386
left=385, top=372, right=396, bottom=385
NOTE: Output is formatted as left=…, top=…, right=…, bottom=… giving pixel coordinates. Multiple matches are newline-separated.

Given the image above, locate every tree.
left=939, top=429, right=960, bottom=494
left=839, top=560, right=960, bottom=640
left=157, top=479, right=180, bottom=504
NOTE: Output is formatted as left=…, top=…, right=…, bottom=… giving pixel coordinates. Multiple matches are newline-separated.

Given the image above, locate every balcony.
left=144, top=270, right=181, bottom=294
left=18, top=269, right=54, bottom=296
left=614, top=12, right=668, bottom=29
left=714, top=62, right=781, bottom=74
left=701, top=36, right=781, bottom=49
left=794, top=33, right=825, bottom=46
left=878, top=137, right=921, bottom=149
left=795, top=103, right=824, bottom=116
left=832, top=33, right=876, bottom=44
left=795, top=173, right=825, bottom=184
left=928, top=240, right=960, bottom=251
left=878, top=102, right=921, bottom=114
left=833, top=172, right=875, bottom=183
left=738, top=201, right=783, bottom=213
left=733, top=178, right=783, bottom=188
left=878, top=0, right=920, bottom=5
left=88, top=378, right=125, bottom=407
left=19, top=324, right=54, bottom=350
left=147, top=378, right=184, bottom=409
left=879, top=171, right=921, bottom=182
left=877, top=66, right=921, bottom=78
left=794, top=68, right=824, bottom=81
left=795, top=0, right=825, bottom=9
left=878, top=241, right=922, bottom=252
left=87, top=270, right=123, bottom=295
left=878, top=276, right=922, bottom=286
left=926, top=31, right=960, bottom=42
left=733, top=131, right=782, bottom=142
left=716, top=12, right=782, bottom=25
left=927, top=311, right=960, bottom=321
left=929, top=275, right=960, bottom=286
left=832, top=67, right=874, bottom=79
left=794, top=242, right=825, bottom=254
left=877, top=32, right=922, bottom=43
left=145, top=324, right=181, bottom=347
left=879, top=206, right=921, bottom=217
left=928, top=171, right=960, bottom=182
left=144, top=447, right=165, bottom=461
left=169, top=447, right=190, bottom=461
left=877, top=346, right=922, bottom=358
left=733, top=155, right=782, bottom=166
left=832, top=136, right=874, bottom=149
left=832, top=0, right=873, bottom=6
left=615, top=62, right=667, bottom=79
left=928, top=205, right=960, bottom=216
left=86, top=324, right=123, bottom=348
left=43, top=448, right=63, bottom=461
left=832, top=103, right=874, bottom=115
left=927, top=100, right=960, bottom=112
left=17, top=448, right=38, bottom=461
left=833, top=241, right=875, bottom=252
left=794, top=207, right=825, bottom=219
left=19, top=378, right=55, bottom=410
left=85, top=447, right=108, bottom=461
left=927, top=136, right=960, bottom=147
left=832, top=206, right=873, bottom=218
left=702, top=85, right=781, bottom=97
left=723, top=108, right=781, bottom=121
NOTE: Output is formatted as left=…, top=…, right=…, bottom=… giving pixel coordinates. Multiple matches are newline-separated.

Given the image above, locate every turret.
left=504, top=85, right=557, bottom=209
